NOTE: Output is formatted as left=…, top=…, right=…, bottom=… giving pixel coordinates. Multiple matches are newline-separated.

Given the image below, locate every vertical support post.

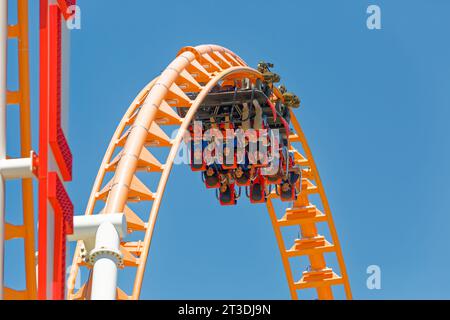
left=38, top=0, right=49, bottom=299
left=0, top=0, right=8, bottom=301
left=67, top=214, right=126, bottom=300
left=17, top=0, right=37, bottom=299
left=90, top=221, right=123, bottom=300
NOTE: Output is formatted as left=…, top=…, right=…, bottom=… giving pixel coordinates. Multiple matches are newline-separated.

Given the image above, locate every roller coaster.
left=1, top=0, right=351, bottom=300
left=66, top=45, right=352, bottom=300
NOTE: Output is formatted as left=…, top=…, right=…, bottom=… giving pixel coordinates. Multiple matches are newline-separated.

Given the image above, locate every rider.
left=280, top=179, right=293, bottom=200
left=289, top=164, right=302, bottom=186
left=250, top=173, right=265, bottom=202
left=192, top=147, right=204, bottom=170
left=219, top=183, right=232, bottom=203
left=279, top=166, right=301, bottom=201
left=204, top=164, right=220, bottom=188
left=219, top=178, right=238, bottom=205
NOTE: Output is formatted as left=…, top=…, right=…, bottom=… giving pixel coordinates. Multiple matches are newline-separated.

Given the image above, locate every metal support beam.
left=67, top=214, right=127, bottom=243
left=90, top=221, right=123, bottom=300
left=0, top=0, right=8, bottom=301
left=67, top=213, right=127, bottom=300
left=0, top=155, right=36, bottom=180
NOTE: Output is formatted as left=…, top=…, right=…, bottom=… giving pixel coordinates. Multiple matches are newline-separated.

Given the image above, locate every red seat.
left=204, top=170, right=221, bottom=189
left=249, top=174, right=266, bottom=204
left=279, top=183, right=297, bottom=202
left=219, top=183, right=237, bottom=206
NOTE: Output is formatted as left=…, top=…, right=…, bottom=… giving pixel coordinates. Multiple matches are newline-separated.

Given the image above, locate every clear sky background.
left=5, top=0, right=450, bottom=300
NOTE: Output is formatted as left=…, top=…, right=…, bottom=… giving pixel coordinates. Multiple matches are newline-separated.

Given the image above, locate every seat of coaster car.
left=266, top=170, right=283, bottom=185
left=204, top=171, right=221, bottom=189
left=249, top=175, right=266, bottom=204
left=219, top=183, right=237, bottom=206
left=279, top=183, right=297, bottom=202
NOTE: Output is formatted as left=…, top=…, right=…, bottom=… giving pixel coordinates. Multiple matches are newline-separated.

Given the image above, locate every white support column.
left=67, top=214, right=127, bottom=243
left=0, top=156, right=35, bottom=180
left=67, top=213, right=127, bottom=300
left=89, top=221, right=123, bottom=300
left=0, top=0, right=8, bottom=301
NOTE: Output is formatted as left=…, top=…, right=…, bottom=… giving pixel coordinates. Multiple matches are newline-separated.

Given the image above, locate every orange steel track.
left=4, top=0, right=37, bottom=300
left=67, top=45, right=352, bottom=300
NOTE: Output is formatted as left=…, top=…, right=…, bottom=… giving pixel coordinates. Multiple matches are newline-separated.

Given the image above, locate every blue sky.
left=5, top=0, right=450, bottom=299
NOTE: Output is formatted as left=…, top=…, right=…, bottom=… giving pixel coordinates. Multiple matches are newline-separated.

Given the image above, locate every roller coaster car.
left=192, top=89, right=278, bottom=127
left=249, top=174, right=267, bottom=204
left=219, top=183, right=237, bottom=206
left=183, top=88, right=291, bottom=154
left=201, top=88, right=267, bottom=108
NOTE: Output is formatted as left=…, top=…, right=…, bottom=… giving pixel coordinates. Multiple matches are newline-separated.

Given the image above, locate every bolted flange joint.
left=89, top=246, right=124, bottom=269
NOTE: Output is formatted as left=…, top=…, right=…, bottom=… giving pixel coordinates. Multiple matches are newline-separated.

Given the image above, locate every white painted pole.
left=90, top=221, right=123, bottom=300
left=0, top=157, right=34, bottom=180
left=0, top=0, right=8, bottom=301
left=67, top=214, right=127, bottom=242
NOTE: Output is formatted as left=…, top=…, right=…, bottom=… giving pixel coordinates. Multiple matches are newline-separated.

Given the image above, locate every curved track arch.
left=67, top=45, right=352, bottom=300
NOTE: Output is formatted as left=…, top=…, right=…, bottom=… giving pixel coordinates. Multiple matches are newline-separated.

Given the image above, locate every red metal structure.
left=38, top=0, right=75, bottom=300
